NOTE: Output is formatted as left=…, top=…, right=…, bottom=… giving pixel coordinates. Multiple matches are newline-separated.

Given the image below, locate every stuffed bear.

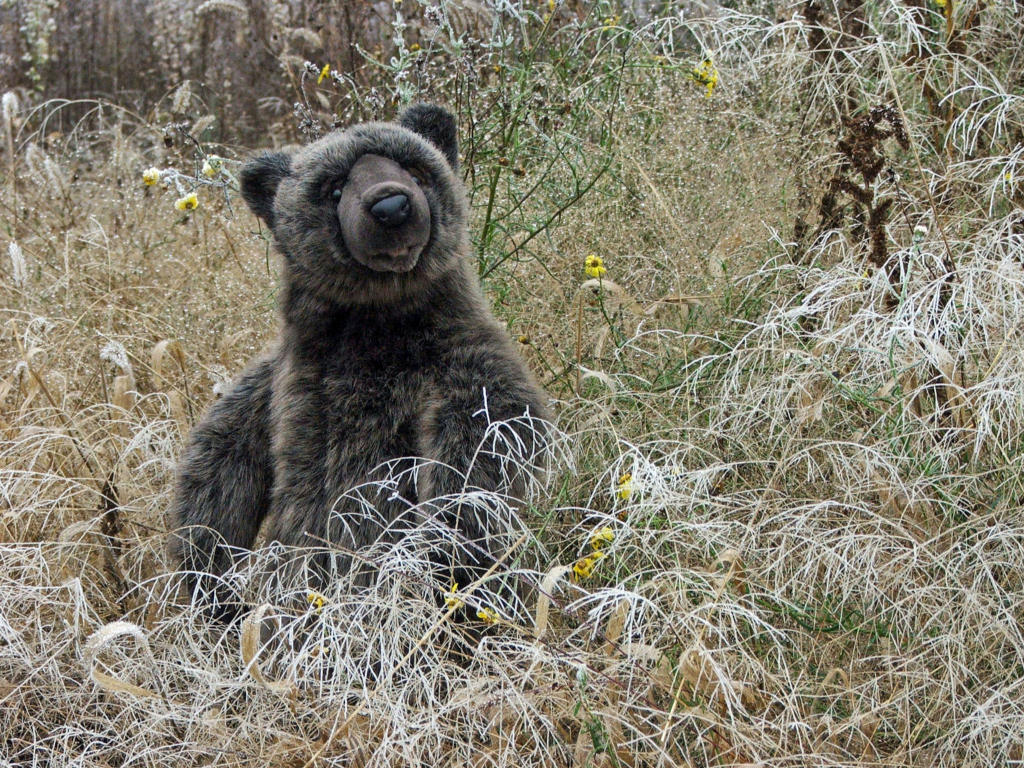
left=171, top=104, right=549, bottom=617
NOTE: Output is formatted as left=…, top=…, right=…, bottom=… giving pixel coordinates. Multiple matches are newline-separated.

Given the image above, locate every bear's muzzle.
left=338, top=154, right=431, bottom=273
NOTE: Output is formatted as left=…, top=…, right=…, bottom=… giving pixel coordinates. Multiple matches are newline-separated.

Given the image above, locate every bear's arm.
left=418, top=331, right=549, bottom=574
left=170, top=354, right=276, bottom=611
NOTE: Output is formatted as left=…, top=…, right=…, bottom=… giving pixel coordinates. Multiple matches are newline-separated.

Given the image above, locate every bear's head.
left=240, top=104, right=468, bottom=309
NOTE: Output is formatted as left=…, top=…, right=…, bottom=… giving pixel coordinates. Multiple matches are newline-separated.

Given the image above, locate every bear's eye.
left=331, top=188, right=342, bottom=201
left=408, top=167, right=428, bottom=187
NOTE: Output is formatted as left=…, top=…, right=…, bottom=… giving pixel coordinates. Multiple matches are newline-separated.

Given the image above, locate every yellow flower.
left=1005, top=171, right=1014, bottom=183
left=409, top=42, right=421, bottom=53
left=934, top=0, right=947, bottom=7
left=617, top=472, right=632, bottom=500
left=444, top=582, right=464, bottom=610
left=590, top=526, right=615, bottom=551
left=201, top=155, right=223, bottom=178
left=584, top=254, right=606, bottom=279
left=174, top=192, right=199, bottom=211
left=547, top=0, right=555, bottom=11
left=690, top=58, right=718, bottom=98
left=142, top=167, right=160, bottom=186
left=572, top=551, right=605, bottom=582
left=317, top=63, right=330, bottom=84
left=477, top=607, right=500, bottom=625
left=602, top=14, right=620, bottom=30
left=307, top=591, right=327, bottom=614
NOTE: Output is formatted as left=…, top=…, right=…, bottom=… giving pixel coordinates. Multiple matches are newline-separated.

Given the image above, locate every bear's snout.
left=338, top=154, right=431, bottom=274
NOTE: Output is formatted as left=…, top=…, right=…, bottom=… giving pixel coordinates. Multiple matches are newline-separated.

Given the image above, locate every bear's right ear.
left=240, top=151, right=292, bottom=228
left=398, top=103, right=459, bottom=171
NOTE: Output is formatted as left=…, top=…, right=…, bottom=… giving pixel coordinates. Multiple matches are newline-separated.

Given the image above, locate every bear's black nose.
left=369, top=194, right=411, bottom=227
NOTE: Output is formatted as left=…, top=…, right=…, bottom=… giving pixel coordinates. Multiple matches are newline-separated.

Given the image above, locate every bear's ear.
left=398, top=103, right=459, bottom=171
left=240, top=151, right=292, bottom=228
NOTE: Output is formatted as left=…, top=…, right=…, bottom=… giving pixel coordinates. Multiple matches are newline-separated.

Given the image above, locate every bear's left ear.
left=240, top=150, right=293, bottom=228
left=398, top=103, right=459, bottom=171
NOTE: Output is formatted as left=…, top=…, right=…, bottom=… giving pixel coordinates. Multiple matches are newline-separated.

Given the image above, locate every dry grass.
left=2, top=1, right=1024, bottom=766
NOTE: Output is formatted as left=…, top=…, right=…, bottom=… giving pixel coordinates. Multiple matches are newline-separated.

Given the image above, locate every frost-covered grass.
left=2, top=1, right=1023, bottom=766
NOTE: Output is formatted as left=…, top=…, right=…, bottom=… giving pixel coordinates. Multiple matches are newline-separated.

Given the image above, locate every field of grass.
left=2, top=1, right=1023, bottom=765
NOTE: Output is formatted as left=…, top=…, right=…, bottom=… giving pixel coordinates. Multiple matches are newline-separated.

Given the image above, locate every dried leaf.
left=83, top=621, right=158, bottom=699
left=170, top=81, right=192, bottom=114
left=602, top=599, right=629, bottom=654
left=240, top=604, right=294, bottom=695
left=534, top=564, right=571, bottom=639
left=151, top=339, right=186, bottom=389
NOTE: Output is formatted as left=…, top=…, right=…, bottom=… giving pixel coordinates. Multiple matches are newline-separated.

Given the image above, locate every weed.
left=1, top=1, right=1024, bottom=766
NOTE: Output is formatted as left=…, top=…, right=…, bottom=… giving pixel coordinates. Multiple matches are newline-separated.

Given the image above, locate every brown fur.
left=171, top=104, right=549, bottom=618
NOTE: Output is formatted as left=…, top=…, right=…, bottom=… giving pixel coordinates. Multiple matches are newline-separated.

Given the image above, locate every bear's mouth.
left=358, top=242, right=427, bottom=273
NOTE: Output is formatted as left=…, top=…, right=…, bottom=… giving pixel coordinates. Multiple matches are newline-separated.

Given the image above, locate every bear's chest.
left=320, top=363, right=425, bottom=433
left=309, top=321, right=438, bottom=448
